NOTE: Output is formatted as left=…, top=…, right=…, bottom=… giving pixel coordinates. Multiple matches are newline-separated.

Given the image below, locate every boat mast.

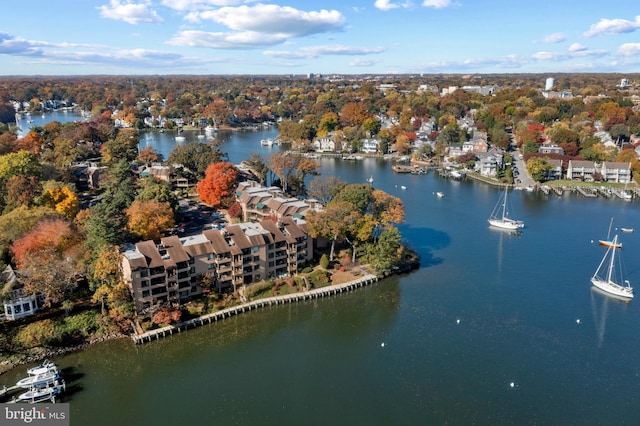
left=607, top=236, right=616, bottom=283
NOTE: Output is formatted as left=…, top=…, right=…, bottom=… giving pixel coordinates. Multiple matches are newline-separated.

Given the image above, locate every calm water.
left=5, top=127, right=640, bottom=425
left=15, top=110, right=86, bottom=138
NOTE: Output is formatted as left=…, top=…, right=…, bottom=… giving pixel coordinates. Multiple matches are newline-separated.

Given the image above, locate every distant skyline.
left=1, top=1, right=640, bottom=76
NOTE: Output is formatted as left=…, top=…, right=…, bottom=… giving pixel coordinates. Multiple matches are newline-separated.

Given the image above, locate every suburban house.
left=361, top=138, right=379, bottom=153
left=476, top=152, right=502, bottom=177
left=539, top=145, right=565, bottom=155
left=545, top=159, right=563, bottom=180
left=601, top=161, right=632, bottom=183
left=1, top=265, right=41, bottom=321
left=312, top=137, right=335, bottom=152
left=566, top=160, right=597, bottom=181
left=121, top=218, right=312, bottom=314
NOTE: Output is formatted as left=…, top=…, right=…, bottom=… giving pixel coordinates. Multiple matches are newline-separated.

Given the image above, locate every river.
left=4, top=122, right=640, bottom=424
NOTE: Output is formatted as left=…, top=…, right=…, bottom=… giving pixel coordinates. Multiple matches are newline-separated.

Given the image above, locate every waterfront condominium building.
left=121, top=217, right=312, bottom=314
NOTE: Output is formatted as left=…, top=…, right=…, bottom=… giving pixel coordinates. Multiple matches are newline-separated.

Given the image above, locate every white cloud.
left=375, top=0, right=400, bottom=10
left=422, top=0, right=452, bottom=8
left=569, top=43, right=587, bottom=52
left=542, top=33, right=565, bottom=44
left=583, top=16, right=640, bottom=37
left=264, top=44, right=385, bottom=59
left=618, top=43, right=640, bottom=57
left=161, top=0, right=253, bottom=11
left=98, top=0, right=163, bottom=24
left=186, top=5, right=345, bottom=37
left=168, top=30, right=287, bottom=49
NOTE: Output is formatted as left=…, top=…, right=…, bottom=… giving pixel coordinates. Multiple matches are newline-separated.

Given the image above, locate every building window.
left=208, top=264, right=215, bottom=270
left=141, top=280, right=149, bottom=288
left=142, top=290, right=150, bottom=298
left=188, top=257, right=195, bottom=265
left=252, top=246, right=259, bottom=253
left=140, top=269, right=149, bottom=277
left=190, top=267, right=196, bottom=274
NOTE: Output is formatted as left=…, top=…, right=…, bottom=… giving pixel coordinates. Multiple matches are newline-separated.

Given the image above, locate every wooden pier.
left=132, top=274, right=379, bottom=344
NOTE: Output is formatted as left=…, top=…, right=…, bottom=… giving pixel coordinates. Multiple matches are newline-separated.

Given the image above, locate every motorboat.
left=16, top=364, right=61, bottom=388
left=26, top=359, right=58, bottom=376
left=17, top=380, right=65, bottom=403
left=261, top=138, right=274, bottom=146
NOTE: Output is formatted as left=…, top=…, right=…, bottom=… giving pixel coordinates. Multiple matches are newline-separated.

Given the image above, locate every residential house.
left=539, top=145, right=565, bottom=155
left=312, top=137, right=335, bottom=152
left=601, top=162, right=632, bottom=183
left=546, top=159, right=563, bottom=180
left=567, top=160, right=597, bottom=181
left=1, top=265, right=41, bottom=320
left=361, top=138, right=379, bottom=153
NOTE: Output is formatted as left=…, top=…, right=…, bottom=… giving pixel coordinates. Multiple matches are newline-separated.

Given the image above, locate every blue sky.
left=1, top=0, right=639, bottom=75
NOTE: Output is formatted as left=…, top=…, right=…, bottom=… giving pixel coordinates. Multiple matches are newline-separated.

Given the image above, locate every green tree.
left=526, top=157, right=553, bottom=182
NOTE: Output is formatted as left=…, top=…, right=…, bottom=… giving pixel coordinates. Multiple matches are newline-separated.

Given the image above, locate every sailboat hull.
left=488, top=218, right=523, bottom=230
left=590, top=277, right=633, bottom=299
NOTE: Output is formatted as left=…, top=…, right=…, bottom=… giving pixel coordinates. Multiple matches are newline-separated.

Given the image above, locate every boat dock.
left=132, top=274, right=379, bottom=344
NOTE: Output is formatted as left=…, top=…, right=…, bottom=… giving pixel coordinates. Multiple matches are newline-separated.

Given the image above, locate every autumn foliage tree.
left=125, top=200, right=175, bottom=241
left=196, top=161, right=238, bottom=207
left=42, top=185, right=80, bottom=219
left=10, top=218, right=83, bottom=306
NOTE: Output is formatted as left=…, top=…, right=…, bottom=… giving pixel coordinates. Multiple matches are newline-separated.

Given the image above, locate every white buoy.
left=590, top=240, right=594, bottom=243
left=576, top=319, right=581, bottom=324
left=510, top=382, right=515, bottom=388
left=456, top=319, right=460, bottom=324
left=381, top=342, right=385, bottom=347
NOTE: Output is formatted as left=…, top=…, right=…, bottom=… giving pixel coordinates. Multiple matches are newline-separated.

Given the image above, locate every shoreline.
left=132, top=273, right=380, bottom=344
left=0, top=333, right=127, bottom=376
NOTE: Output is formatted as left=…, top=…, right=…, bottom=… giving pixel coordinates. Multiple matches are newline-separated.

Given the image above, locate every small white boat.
left=175, top=136, right=186, bottom=143
left=621, top=228, right=634, bottom=233
left=436, top=192, right=444, bottom=198
left=591, top=235, right=633, bottom=299
left=400, top=185, right=407, bottom=190
left=197, top=134, right=205, bottom=139
left=261, top=138, right=273, bottom=146
left=205, top=125, right=217, bottom=134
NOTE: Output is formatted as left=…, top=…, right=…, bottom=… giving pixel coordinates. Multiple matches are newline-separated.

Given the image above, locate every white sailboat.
left=488, top=187, right=524, bottom=230
left=591, top=235, right=633, bottom=299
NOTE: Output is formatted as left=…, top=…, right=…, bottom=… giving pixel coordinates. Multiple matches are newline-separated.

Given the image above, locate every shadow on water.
left=401, top=224, right=450, bottom=251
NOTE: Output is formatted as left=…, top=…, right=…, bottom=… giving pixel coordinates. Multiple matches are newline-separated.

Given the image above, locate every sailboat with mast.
left=598, top=218, right=622, bottom=249
left=591, top=235, right=633, bottom=299
left=488, top=187, right=524, bottom=230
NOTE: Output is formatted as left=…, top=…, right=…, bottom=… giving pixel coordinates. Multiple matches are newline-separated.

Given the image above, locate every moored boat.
left=598, top=218, right=622, bottom=248
left=16, top=363, right=61, bottom=389
left=488, top=187, right=524, bottom=230
left=260, top=138, right=273, bottom=146
left=17, top=380, right=65, bottom=403
left=591, top=235, right=633, bottom=299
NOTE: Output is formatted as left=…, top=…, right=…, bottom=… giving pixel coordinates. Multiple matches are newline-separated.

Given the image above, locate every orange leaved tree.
left=196, top=161, right=238, bottom=208
left=125, top=200, right=175, bottom=241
